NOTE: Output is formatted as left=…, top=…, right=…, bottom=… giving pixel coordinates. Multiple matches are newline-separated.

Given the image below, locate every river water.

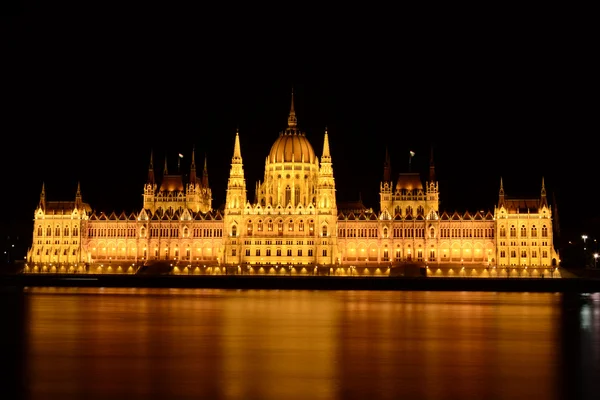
left=1, top=288, right=598, bottom=400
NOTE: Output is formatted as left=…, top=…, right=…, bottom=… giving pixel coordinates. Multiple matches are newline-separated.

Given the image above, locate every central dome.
left=267, top=90, right=316, bottom=164
left=268, top=132, right=316, bottom=163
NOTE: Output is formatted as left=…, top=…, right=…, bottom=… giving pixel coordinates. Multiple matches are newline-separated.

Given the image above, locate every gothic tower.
left=223, top=130, right=247, bottom=265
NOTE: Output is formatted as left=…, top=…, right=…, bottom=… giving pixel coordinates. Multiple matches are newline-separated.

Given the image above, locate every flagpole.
left=178, top=153, right=184, bottom=172
left=409, top=151, right=415, bottom=172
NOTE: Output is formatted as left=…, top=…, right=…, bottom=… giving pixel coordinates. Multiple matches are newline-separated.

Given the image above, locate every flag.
left=409, top=151, right=415, bottom=157
left=178, top=153, right=184, bottom=158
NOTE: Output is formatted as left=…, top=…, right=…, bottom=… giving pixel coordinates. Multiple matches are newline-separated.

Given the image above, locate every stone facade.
left=24, top=94, right=561, bottom=277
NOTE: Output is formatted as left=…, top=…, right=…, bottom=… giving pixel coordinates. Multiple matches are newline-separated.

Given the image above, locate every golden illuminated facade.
left=25, top=93, right=561, bottom=277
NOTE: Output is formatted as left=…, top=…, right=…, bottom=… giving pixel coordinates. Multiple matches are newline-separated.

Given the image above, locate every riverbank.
left=1, top=273, right=600, bottom=292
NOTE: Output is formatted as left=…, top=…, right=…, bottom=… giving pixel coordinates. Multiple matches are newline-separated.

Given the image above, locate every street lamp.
left=594, top=253, right=598, bottom=269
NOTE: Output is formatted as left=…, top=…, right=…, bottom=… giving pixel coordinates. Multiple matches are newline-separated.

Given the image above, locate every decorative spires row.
left=497, top=177, right=548, bottom=209
left=146, top=147, right=209, bottom=187
left=381, top=145, right=436, bottom=183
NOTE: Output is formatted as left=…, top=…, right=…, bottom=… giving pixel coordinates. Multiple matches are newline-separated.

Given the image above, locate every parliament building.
left=24, top=94, right=561, bottom=278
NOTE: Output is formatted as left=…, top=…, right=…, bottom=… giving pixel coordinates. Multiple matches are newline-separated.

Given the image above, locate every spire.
left=202, top=154, right=209, bottom=188
left=163, top=156, right=168, bottom=175
left=38, top=182, right=46, bottom=209
left=189, top=147, right=197, bottom=184
left=498, top=177, right=505, bottom=208
left=232, top=129, right=242, bottom=162
left=287, top=88, right=297, bottom=128
left=322, top=127, right=331, bottom=161
left=383, top=146, right=391, bottom=182
left=429, top=146, right=436, bottom=182
left=75, top=181, right=82, bottom=208
left=540, top=176, right=548, bottom=208
left=147, top=150, right=155, bottom=185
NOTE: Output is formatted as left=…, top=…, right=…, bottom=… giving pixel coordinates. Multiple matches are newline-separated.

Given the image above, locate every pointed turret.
left=287, top=88, right=297, bottom=128
left=540, top=176, right=548, bottom=208
left=383, top=147, right=391, bottom=183
left=316, top=126, right=337, bottom=266
left=189, top=147, right=197, bottom=184
left=225, top=129, right=247, bottom=213
left=321, top=126, right=331, bottom=163
left=75, top=181, right=82, bottom=209
left=317, top=127, right=336, bottom=208
left=38, top=182, right=46, bottom=210
left=429, top=146, right=436, bottom=183
left=147, top=150, right=155, bottom=185
left=233, top=129, right=242, bottom=163
left=163, top=156, right=168, bottom=176
left=202, top=154, right=209, bottom=188
left=498, top=177, right=505, bottom=208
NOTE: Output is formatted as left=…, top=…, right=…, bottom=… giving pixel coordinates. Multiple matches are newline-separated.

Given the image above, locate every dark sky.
left=1, top=7, right=597, bottom=244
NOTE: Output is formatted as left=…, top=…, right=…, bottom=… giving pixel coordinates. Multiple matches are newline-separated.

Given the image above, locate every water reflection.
left=4, top=288, right=599, bottom=400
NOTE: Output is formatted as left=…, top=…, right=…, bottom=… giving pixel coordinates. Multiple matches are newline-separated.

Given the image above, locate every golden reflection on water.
left=20, top=288, right=578, bottom=400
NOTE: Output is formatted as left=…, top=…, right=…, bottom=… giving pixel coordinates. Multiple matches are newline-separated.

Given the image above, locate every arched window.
left=299, top=220, right=304, bottom=231
left=499, top=226, right=506, bottom=237
left=510, top=225, right=516, bottom=237
left=542, top=225, right=548, bottom=237
left=531, top=225, right=537, bottom=237
left=257, top=220, right=263, bottom=232
left=322, top=225, right=328, bottom=237
left=64, top=226, right=70, bottom=236
left=309, top=220, right=314, bottom=232
left=285, top=186, right=291, bottom=206
left=520, top=225, right=527, bottom=237
left=247, top=221, right=253, bottom=235
left=232, top=225, right=237, bottom=237
left=267, top=220, right=273, bottom=231
left=288, top=219, right=294, bottom=231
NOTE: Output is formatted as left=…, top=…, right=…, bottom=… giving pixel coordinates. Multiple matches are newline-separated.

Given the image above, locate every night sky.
left=2, top=7, right=596, bottom=252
